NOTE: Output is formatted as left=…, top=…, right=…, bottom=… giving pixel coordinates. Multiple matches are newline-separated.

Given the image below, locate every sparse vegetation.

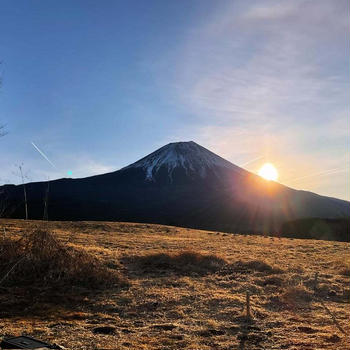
left=0, top=219, right=348, bottom=350
left=0, top=228, right=123, bottom=289
left=256, top=275, right=284, bottom=287
left=280, top=285, right=313, bottom=308
left=230, top=259, right=283, bottom=274
left=333, top=259, right=350, bottom=276
left=124, top=250, right=227, bottom=275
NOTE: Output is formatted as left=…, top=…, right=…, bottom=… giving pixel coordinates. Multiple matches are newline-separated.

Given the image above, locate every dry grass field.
left=0, top=219, right=349, bottom=349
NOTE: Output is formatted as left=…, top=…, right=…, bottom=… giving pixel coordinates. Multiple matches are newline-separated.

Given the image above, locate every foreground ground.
left=0, top=219, right=349, bottom=349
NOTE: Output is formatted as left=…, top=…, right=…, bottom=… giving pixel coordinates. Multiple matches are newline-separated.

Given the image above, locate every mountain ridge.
left=123, top=141, right=245, bottom=181
left=0, top=141, right=349, bottom=239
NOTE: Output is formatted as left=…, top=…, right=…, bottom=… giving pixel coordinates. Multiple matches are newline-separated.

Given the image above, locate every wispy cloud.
left=168, top=0, right=349, bottom=199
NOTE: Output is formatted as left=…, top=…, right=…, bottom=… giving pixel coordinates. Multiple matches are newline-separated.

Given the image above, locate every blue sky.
left=0, top=0, right=349, bottom=200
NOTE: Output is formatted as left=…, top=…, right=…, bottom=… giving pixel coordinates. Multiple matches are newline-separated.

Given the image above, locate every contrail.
left=241, top=156, right=264, bottom=167
left=287, top=167, right=348, bottom=184
left=31, top=141, right=56, bottom=168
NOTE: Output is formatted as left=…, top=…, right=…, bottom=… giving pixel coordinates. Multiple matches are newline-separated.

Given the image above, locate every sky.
left=0, top=0, right=349, bottom=200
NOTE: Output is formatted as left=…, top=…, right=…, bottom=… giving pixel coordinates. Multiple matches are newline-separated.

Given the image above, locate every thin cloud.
left=286, top=168, right=349, bottom=185
left=240, top=156, right=264, bottom=167
left=167, top=0, right=349, bottom=200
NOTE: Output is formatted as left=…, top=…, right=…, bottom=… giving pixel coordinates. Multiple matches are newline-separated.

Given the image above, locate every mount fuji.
left=1, top=141, right=349, bottom=239
left=123, top=141, right=245, bottom=180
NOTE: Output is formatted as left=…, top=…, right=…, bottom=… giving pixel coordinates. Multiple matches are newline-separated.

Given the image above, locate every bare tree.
left=0, top=125, right=6, bottom=137
left=13, top=164, right=30, bottom=220
left=0, top=67, right=9, bottom=217
left=0, top=62, right=6, bottom=217
left=0, top=62, right=5, bottom=137
left=19, top=165, right=28, bottom=220
left=43, top=178, right=50, bottom=221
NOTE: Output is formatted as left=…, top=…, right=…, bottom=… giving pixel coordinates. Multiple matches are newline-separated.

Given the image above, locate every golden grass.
left=280, top=285, right=313, bottom=308
left=0, top=229, right=124, bottom=289
left=0, top=219, right=349, bottom=350
left=124, top=250, right=227, bottom=275
left=230, top=259, right=283, bottom=274
left=332, top=259, right=350, bottom=277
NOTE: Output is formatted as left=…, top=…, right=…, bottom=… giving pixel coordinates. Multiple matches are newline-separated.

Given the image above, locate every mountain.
left=123, top=141, right=245, bottom=181
left=1, top=141, right=349, bottom=239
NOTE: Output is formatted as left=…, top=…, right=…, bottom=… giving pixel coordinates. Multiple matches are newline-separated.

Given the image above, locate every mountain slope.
left=123, top=141, right=244, bottom=181
left=1, top=141, right=349, bottom=239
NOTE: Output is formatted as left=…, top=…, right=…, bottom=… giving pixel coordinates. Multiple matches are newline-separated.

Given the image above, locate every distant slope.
left=1, top=141, right=349, bottom=239
left=281, top=218, right=350, bottom=242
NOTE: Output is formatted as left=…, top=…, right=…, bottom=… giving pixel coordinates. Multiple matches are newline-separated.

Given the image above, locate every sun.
left=258, top=163, right=278, bottom=181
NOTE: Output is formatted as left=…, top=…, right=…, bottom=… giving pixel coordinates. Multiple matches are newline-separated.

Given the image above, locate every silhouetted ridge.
left=1, top=141, right=349, bottom=240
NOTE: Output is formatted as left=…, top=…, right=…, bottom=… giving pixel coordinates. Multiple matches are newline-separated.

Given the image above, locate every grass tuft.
left=329, top=259, right=350, bottom=276
left=124, top=250, right=227, bottom=275
left=280, top=286, right=313, bottom=308
left=0, top=229, right=124, bottom=289
left=231, top=259, right=283, bottom=274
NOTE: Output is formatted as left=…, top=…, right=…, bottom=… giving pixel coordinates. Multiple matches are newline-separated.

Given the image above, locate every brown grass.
left=230, top=259, right=283, bottom=274
left=256, top=275, right=285, bottom=286
left=0, top=219, right=349, bottom=350
left=333, top=259, right=350, bottom=276
left=0, top=229, right=123, bottom=289
left=280, top=285, right=313, bottom=308
left=124, top=250, right=227, bottom=275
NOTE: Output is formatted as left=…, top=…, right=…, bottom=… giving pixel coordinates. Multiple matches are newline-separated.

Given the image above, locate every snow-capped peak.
left=124, top=141, right=244, bottom=180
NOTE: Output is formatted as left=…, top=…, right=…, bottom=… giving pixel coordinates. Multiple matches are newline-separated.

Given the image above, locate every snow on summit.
left=125, top=141, right=243, bottom=180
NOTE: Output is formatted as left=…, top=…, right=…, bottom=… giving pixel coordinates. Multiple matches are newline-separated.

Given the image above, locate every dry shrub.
left=256, top=275, right=284, bottom=287
left=287, top=273, right=305, bottom=287
left=280, top=286, right=313, bottom=309
left=0, top=229, right=124, bottom=289
left=332, top=259, right=350, bottom=276
left=125, top=250, right=227, bottom=275
left=315, top=283, right=336, bottom=297
left=231, top=260, right=283, bottom=274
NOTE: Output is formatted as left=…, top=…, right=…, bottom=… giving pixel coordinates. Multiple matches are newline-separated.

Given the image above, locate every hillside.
left=0, top=219, right=349, bottom=349
left=1, top=142, right=349, bottom=238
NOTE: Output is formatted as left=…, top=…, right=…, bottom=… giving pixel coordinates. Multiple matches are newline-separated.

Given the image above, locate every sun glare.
left=258, top=163, right=278, bottom=181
